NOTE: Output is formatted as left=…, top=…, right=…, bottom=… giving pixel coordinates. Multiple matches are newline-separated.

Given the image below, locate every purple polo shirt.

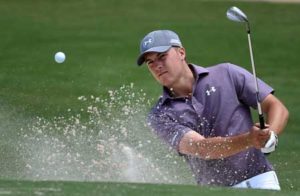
left=147, top=63, right=274, bottom=186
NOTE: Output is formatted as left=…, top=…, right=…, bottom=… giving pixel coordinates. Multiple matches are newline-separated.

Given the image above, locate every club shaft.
left=247, top=33, right=265, bottom=129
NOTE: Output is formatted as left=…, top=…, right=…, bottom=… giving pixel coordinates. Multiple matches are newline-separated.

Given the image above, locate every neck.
left=169, top=64, right=195, bottom=98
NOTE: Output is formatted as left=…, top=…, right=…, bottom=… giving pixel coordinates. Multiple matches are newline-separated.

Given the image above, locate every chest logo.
left=206, top=86, right=216, bottom=96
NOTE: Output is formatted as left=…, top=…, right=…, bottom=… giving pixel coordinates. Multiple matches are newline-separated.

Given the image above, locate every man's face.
left=144, top=47, right=186, bottom=88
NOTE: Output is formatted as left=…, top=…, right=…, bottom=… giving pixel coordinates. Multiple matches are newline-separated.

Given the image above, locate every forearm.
left=179, top=127, right=269, bottom=160
left=195, top=133, right=252, bottom=160
left=179, top=131, right=254, bottom=160
left=266, top=104, right=289, bottom=135
left=262, top=95, right=289, bottom=135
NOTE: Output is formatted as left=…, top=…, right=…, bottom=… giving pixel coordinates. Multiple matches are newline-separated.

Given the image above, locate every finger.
left=254, top=123, right=269, bottom=129
left=257, top=137, right=270, bottom=144
left=258, top=130, right=270, bottom=136
left=263, top=124, right=270, bottom=128
left=258, top=134, right=271, bottom=141
left=260, top=128, right=270, bottom=135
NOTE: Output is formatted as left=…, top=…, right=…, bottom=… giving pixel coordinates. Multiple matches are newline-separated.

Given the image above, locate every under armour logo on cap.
left=143, top=38, right=153, bottom=47
left=137, top=30, right=182, bottom=66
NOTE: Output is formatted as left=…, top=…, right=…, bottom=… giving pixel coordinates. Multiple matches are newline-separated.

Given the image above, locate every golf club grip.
left=259, top=114, right=265, bottom=129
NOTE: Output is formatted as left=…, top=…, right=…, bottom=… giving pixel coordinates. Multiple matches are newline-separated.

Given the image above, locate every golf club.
left=226, top=6, right=265, bottom=129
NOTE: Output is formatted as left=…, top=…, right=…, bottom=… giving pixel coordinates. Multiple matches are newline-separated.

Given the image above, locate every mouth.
left=158, top=71, right=168, bottom=77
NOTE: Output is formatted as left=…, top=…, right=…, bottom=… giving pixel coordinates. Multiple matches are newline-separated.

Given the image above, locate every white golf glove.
left=261, top=131, right=278, bottom=154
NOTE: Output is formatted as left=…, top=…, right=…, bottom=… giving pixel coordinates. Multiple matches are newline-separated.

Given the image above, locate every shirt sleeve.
left=227, top=63, right=274, bottom=109
left=147, top=109, right=191, bottom=152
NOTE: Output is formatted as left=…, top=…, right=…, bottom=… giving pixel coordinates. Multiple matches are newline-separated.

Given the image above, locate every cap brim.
left=137, top=46, right=172, bottom=66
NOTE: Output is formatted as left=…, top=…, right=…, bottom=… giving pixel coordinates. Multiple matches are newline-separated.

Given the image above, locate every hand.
left=261, top=131, right=278, bottom=154
left=248, top=125, right=271, bottom=149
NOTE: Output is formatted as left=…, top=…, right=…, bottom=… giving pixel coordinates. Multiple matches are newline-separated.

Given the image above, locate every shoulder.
left=195, top=62, right=240, bottom=80
left=205, top=62, right=240, bottom=72
left=205, top=62, right=251, bottom=80
left=190, top=62, right=242, bottom=78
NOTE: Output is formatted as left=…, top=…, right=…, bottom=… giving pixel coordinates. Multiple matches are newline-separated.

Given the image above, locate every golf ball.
left=54, top=52, right=66, bottom=63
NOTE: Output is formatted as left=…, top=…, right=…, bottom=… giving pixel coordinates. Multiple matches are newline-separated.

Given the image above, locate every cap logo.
left=143, top=38, right=153, bottom=48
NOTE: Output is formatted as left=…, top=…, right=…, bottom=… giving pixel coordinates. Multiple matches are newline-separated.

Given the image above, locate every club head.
left=226, top=6, right=248, bottom=23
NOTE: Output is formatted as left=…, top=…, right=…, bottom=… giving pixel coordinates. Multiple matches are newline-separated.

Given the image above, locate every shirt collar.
left=159, top=64, right=209, bottom=104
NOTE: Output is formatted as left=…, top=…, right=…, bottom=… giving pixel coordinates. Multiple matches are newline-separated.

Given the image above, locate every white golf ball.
left=54, top=52, right=66, bottom=63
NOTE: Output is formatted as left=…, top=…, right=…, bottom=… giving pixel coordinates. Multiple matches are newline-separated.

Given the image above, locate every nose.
left=155, top=61, right=163, bottom=69
left=152, top=63, right=164, bottom=76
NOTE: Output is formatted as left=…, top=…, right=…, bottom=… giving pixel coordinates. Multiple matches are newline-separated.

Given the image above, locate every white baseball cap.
left=137, top=30, right=182, bottom=66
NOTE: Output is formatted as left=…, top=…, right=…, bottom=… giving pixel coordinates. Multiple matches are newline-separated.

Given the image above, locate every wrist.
left=245, top=132, right=253, bottom=149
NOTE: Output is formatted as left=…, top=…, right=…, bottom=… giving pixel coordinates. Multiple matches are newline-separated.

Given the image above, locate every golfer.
left=136, top=30, right=289, bottom=190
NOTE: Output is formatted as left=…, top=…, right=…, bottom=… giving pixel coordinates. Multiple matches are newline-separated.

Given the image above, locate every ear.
left=178, top=47, right=186, bottom=61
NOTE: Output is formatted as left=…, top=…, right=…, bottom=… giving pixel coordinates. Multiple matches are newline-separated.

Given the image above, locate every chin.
left=160, top=80, right=173, bottom=88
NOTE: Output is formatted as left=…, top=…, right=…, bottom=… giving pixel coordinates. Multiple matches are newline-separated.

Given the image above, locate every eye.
left=145, top=60, right=154, bottom=66
left=158, top=53, right=167, bottom=61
